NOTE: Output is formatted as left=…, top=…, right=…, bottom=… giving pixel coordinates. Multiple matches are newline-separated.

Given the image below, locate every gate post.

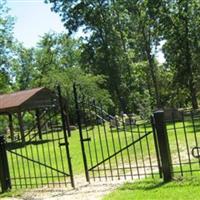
left=0, top=135, right=11, bottom=192
left=153, top=110, right=172, bottom=182
left=57, top=86, right=75, bottom=188
left=73, top=83, right=90, bottom=182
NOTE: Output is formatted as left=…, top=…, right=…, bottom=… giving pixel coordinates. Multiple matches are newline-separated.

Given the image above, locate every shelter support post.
left=8, top=114, right=14, bottom=141
left=18, top=112, right=25, bottom=144
left=36, top=109, right=42, bottom=140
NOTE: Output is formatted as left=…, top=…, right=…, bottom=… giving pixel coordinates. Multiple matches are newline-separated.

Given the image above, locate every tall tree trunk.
left=146, top=71, right=154, bottom=109
left=184, top=2, right=198, bottom=109
left=112, top=1, right=132, bottom=80
left=147, top=54, right=161, bottom=108
left=189, top=80, right=198, bottom=109
left=142, top=28, right=161, bottom=108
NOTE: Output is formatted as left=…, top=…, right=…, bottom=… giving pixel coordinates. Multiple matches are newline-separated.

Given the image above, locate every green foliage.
left=11, top=44, right=35, bottom=90
left=126, top=61, right=152, bottom=118
left=45, top=0, right=164, bottom=112
left=26, top=32, right=81, bottom=87
left=41, top=67, right=112, bottom=107
left=0, top=70, right=10, bottom=93
left=31, top=32, right=113, bottom=110
left=160, top=0, right=200, bottom=109
left=46, top=0, right=133, bottom=110
left=0, top=0, right=14, bottom=93
left=1, top=0, right=200, bottom=116
left=44, top=0, right=200, bottom=111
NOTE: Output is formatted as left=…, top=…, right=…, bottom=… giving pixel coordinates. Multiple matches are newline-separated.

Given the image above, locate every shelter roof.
left=0, top=87, right=57, bottom=114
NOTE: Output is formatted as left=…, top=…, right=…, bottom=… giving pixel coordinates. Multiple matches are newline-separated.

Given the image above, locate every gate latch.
left=59, top=142, right=69, bottom=147
left=81, top=138, right=91, bottom=142
left=192, top=147, right=200, bottom=158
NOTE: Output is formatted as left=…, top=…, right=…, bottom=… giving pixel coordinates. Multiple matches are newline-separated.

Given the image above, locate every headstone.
left=164, top=108, right=182, bottom=122
left=110, top=115, right=121, bottom=128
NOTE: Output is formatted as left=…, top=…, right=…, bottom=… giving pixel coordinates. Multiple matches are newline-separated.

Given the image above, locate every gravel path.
left=3, top=176, right=128, bottom=200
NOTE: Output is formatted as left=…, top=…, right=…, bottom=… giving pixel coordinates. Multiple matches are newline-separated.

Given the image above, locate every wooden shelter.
left=0, top=87, right=61, bottom=143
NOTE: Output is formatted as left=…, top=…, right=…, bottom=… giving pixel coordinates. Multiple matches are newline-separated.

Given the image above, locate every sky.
left=7, top=0, right=66, bottom=47
left=6, top=0, right=165, bottom=63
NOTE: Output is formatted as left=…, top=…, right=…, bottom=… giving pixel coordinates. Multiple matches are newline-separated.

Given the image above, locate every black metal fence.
left=73, top=84, right=200, bottom=183
left=1, top=84, right=200, bottom=193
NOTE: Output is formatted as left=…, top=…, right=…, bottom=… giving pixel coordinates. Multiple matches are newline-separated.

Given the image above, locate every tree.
left=45, top=0, right=200, bottom=112
left=160, top=0, right=200, bottom=109
left=33, top=32, right=81, bottom=86
left=11, top=44, right=35, bottom=90
left=122, top=0, right=163, bottom=108
left=45, top=0, right=135, bottom=112
left=0, top=0, right=14, bottom=93
left=31, top=32, right=113, bottom=112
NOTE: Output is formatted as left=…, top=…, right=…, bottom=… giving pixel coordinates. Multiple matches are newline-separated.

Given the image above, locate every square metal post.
left=0, top=135, right=11, bottom=192
left=153, top=110, right=173, bottom=182
left=63, top=104, right=71, bottom=137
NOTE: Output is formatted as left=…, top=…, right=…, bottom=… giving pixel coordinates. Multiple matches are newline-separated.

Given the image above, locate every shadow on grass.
left=119, top=176, right=200, bottom=192
left=119, top=180, right=167, bottom=191
left=6, top=139, right=53, bottom=150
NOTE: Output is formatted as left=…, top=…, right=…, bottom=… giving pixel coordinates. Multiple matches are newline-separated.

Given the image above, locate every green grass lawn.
left=103, top=176, right=200, bottom=200
left=2, top=117, right=200, bottom=194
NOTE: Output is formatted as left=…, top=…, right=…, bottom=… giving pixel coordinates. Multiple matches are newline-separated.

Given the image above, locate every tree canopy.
left=1, top=0, right=200, bottom=118
left=0, top=0, right=14, bottom=93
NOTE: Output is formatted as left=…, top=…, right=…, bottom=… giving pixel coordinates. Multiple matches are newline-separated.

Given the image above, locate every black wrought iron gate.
left=73, top=84, right=161, bottom=182
left=0, top=87, right=74, bottom=192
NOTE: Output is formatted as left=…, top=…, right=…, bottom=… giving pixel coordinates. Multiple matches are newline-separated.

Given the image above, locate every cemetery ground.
left=1, top=119, right=200, bottom=199
left=103, top=175, right=200, bottom=200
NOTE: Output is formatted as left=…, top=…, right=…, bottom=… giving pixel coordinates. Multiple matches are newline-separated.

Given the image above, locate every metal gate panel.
left=73, top=84, right=160, bottom=182
left=0, top=87, right=74, bottom=191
